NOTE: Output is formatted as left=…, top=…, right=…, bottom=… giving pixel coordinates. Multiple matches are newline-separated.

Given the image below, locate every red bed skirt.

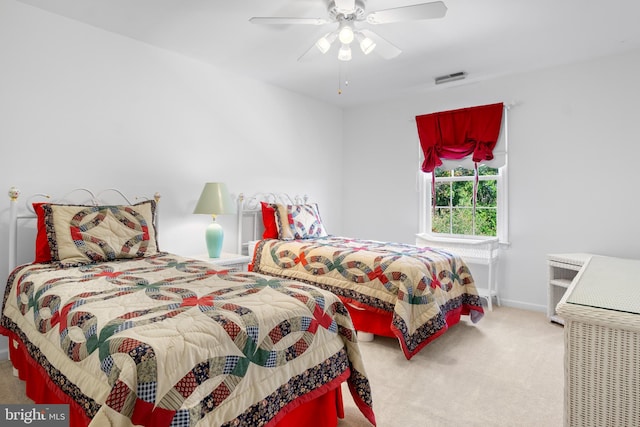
left=345, top=299, right=470, bottom=337
left=344, top=302, right=395, bottom=338
left=4, top=330, right=344, bottom=427
left=344, top=299, right=474, bottom=359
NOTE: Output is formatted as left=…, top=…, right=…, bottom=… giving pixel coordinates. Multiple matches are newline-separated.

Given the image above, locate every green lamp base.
left=205, top=221, right=224, bottom=258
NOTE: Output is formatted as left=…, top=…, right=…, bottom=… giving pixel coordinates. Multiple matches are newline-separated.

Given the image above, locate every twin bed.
left=237, top=194, right=485, bottom=360
left=1, top=188, right=375, bottom=427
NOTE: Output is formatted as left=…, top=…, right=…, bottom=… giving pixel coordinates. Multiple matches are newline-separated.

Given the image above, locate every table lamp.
left=193, top=182, right=236, bottom=258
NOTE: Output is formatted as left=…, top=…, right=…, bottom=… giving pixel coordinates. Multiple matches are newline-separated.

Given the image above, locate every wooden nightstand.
left=190, top=253, right=252, bottom=272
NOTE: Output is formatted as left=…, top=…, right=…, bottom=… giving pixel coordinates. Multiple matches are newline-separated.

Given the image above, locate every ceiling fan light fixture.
left=316, top=32, right=337, bottom=54
left=338, top=44, right=352, bottom=61
left=360, top=37, right=376, bottom=54
left=355, top=32, right=376, bottom=55
left=316, top=37, right=332, bottom=54
left=338, top=24, right=355, bottom=45
left=252, top=0, right=446, bottom=64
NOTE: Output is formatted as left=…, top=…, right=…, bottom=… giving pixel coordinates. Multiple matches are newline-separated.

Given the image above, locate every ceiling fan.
left=249, top=0, right=447, bottom=62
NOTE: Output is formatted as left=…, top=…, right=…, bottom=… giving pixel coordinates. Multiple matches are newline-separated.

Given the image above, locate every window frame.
left=419, top=163, right=509, bottom=244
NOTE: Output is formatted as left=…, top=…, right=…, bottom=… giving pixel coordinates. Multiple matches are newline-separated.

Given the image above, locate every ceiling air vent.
left=435, top=71, right=467, bottom=85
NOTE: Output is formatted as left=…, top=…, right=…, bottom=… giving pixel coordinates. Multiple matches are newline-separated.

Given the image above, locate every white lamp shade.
left=338, top=44, right=352, bottom=61
left=193, top=182, right=236, bottom=215
left=316, top=31, right=337, bottom=54
left=316, top=37, right=332, bottom=54
left=338, top=25, right=354, bottom=44
left=355, top=31, right=376, bottom=55
left=359, top=37, right=376, bottom=54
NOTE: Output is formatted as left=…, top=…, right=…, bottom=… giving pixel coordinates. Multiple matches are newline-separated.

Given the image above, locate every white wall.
left=342, top=48, right=640, bottom=311
left=0, top=1, right=344, bottom=357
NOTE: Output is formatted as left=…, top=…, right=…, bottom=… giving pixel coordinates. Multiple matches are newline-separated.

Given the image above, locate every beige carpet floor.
left=339, top=306, right=565, bottom=427
left=0, top=306, right=564, bottom=426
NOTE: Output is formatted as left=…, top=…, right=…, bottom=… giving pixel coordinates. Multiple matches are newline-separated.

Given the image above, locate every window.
left=433, top=165, right=498, bottom=236
left=420, top=162, right=508, bottom=242
left=415, top=102, right=509, bottom=243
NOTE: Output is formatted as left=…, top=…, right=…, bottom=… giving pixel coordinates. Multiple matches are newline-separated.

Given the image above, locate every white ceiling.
left=17, top=0, right=640, bottom=107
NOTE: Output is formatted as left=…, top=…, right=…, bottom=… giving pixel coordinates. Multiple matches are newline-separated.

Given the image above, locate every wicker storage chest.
left=556, top=255, right=640, bottom=427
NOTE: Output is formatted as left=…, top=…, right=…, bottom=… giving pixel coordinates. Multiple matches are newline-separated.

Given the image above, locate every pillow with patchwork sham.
left=43, top=200, right=159, bottom=265
left=273, top=203, right=328, bottom=240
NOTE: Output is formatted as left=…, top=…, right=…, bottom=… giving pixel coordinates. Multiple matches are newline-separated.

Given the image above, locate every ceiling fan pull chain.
left=344, top=61, right=349, bottom=88
left=338, top=62, right=349, bottom=95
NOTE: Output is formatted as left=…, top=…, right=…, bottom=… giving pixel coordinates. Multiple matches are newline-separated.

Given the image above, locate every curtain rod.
left=409, top=101, right=519, bottom=122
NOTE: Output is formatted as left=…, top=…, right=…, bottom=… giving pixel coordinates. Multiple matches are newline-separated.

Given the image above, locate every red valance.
left=416, top=102, right=504, bottom=173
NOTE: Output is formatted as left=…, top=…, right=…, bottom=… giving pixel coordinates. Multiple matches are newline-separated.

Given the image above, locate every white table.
left=416, top=233, right=499, bottom=310
left=189, top=253, right=252, bottom=271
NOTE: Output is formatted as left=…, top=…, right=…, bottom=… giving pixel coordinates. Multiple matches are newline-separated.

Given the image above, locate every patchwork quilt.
left=252, top=237, right=485, bottom=359
left=0, top=254, right=375, bottom=426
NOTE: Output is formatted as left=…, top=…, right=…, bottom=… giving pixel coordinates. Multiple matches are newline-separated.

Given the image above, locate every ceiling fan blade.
left=366, top=1, right=447, bottom=24
left=298, top=30, right=339, bottom=61
left=360, top=29, right=402, bottom=59
left=297, top=42, right=323, bottom=62
left=249, top=17, right=329, bottom=25
left=334, top=0, right=356, bottom=13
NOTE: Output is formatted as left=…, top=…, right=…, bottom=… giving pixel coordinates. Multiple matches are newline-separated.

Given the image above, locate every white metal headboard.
left=8, top=187, right=161, bottom=271
left=235, top=192, right=308, bottom=255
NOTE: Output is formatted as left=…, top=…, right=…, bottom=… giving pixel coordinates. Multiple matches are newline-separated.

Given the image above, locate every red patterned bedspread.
left=252, top=237, right=484, bottom=359
left=0, top=253, right=375, bottom=426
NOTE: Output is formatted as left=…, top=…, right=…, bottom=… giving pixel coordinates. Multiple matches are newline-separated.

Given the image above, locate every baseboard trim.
left=497, top=299, right=546, bottom=312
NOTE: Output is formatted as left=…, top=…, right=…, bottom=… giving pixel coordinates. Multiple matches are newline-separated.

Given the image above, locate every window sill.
left=415, top=232, right=499, bottom=262
left=416, top=232, right=498, bottom=246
